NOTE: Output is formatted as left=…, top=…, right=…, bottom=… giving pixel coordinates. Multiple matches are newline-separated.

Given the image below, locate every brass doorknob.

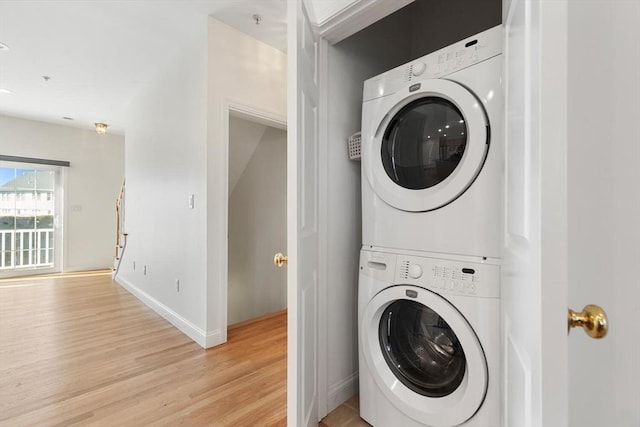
left=274, top=253, right=288, bottom=268
left=568, top=304, right=608, bottom=339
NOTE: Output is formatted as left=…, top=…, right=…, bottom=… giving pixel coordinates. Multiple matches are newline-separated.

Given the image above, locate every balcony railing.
left=0, top=229, right=54, bottom=270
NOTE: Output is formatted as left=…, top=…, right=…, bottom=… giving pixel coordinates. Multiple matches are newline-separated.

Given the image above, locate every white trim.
left=316, top=37, right=330, bottom=420
left=229, top=106, right=287, bottom=131
left=216, top=95, right=229, bottom=345
left=116, top=276, right=222, bottom=349
left=327, top=372, right=359, bottom=413
left=217, top=98, right=288, bottom=348
left=316, top=0, right=414, bottom=44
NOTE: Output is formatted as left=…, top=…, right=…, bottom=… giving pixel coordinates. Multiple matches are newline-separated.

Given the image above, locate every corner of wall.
left=327, top=372, right=359, bottom=413
left=116, top=276, right=222, bottom=348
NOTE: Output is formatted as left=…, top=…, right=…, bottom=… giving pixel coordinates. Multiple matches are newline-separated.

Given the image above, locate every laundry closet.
left=306, top=0, right=501, bottom=417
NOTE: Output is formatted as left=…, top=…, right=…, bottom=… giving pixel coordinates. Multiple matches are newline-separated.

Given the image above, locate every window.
left=0, top=166, right=58, bottom=272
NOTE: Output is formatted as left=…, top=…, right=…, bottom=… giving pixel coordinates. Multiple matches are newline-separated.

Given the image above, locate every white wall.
left=568, top=2, right=640, bottom=426
left=228, top=123, right=287, bottom=325
left=117, top=25, right=209, bottom=346
left=0, top=115, right=124, bottom=273
left=115, top=17, right=285, bottom=349
left=206, top=18, right=287, bottom=338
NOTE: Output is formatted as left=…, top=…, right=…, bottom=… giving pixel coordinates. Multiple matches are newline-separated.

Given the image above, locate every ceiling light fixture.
left=94, top=122, right=108, bottom=134
left=252, top=14, right=262, bottom=25
left=0, top=42, right=9, bottom=51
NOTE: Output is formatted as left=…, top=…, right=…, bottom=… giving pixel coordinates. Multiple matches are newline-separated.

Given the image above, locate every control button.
left=438, top=54, right=446, bottom=64
left=447, top=52, right=454, bottom=60
left=412, top=62, right=427, bottom=77
left=467, top=283, right=477, bottom=295
left=473, top=275, right=481, bottom=283
left=408, top=264, right=423, bottom=279
left=456, top=49, right=466, bottom=57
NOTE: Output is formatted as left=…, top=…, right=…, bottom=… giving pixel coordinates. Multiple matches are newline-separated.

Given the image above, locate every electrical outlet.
left=176, top=279, right=180, bottom=292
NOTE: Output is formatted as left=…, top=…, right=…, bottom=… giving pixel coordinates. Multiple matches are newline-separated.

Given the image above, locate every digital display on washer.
left=381, top=98, right=468, bottom=190
left=379, top=299, right=466, bottom=397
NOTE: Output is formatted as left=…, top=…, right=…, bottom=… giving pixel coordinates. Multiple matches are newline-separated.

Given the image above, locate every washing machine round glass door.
left=362, top=285, right=488, bottom=427
left=365, top=79, right=489, bottom=212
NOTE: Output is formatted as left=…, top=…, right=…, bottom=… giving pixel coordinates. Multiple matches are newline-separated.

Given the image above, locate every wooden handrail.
left=115, top=178, right=125, bottom=258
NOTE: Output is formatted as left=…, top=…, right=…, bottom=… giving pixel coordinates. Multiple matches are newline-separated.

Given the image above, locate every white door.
left=288, top=0, right=320, bottom=426
left=503, top=0, right=640, bottom=425
left=566, top=1, right=640, bottom=426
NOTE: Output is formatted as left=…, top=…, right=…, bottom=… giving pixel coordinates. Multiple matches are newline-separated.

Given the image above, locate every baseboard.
left=327, top=371, right=359, bottom=413
left=115, top=277, right=223, bottom=349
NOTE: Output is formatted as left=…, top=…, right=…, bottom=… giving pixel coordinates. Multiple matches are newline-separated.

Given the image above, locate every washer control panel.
left=395, top=255, right=500, bottom=298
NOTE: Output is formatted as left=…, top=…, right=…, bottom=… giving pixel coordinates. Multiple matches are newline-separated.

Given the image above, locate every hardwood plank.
left=0, top=274, right=287, bottom=426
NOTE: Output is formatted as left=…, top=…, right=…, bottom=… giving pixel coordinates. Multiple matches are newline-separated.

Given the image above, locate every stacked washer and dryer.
left=358, top=26, right=503, bottom=427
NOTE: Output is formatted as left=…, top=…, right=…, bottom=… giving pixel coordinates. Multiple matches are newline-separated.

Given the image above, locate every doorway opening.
left=0, top=162, right=63, bottom=277
left=227, top=112, right=288, bottom=327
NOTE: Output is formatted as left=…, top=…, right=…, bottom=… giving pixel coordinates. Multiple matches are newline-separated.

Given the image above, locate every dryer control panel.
left=363, top=25, right=502, bottom=102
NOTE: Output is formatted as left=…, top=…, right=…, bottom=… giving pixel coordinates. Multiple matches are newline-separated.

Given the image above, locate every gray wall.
left=228, top=123, right=287, bottom=325
left=408, top=0, right=502, bottom=58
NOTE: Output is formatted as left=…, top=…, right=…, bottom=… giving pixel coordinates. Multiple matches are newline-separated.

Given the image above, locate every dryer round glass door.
left=364, top=79, right=489, bottom=212
left=381, top=98, right=467, bottom=191
left=361, top=285, right=488, bottom=427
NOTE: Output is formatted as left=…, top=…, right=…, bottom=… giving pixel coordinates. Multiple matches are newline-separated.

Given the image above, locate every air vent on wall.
left=348, top=132, right=361, bottom=160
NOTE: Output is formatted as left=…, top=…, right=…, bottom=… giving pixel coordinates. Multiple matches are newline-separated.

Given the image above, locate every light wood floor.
left=0, top=272, right=367, bottom=426
left=0, top=273, right=287, bottom=426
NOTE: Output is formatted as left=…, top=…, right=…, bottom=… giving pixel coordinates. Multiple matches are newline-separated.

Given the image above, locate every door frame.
left=502, top=0, right=569, bottom=424
left=218, top=99, right=287, bottom=343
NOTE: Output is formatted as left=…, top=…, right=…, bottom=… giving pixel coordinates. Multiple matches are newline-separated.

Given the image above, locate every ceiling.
left=0, top=0, right=287, bottom=135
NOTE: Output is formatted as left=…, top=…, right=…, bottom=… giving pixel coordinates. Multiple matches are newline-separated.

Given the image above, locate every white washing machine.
left=358, top=248, right=500, bottom=427
left=361, top=26, right=503, bottom=260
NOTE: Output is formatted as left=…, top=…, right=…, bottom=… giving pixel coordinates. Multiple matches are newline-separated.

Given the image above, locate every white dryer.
left=358, top=248, right=500, bottom=427
left=361, top=26, right=503, bottom=260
